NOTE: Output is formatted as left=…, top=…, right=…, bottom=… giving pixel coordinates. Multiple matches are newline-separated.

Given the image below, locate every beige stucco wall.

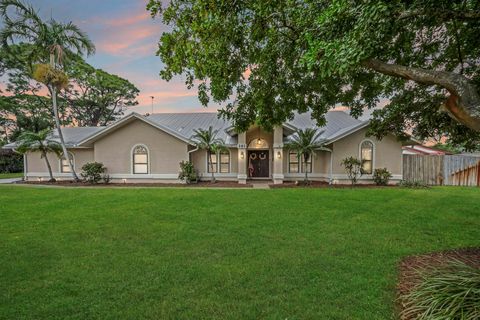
left=94, top=119, right=189, bottom=175
left=26, top=148, right=94, bottom=176
left=331, top=127, right=403, bottom=175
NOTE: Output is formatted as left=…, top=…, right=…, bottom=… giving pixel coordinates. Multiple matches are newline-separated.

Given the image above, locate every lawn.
left=0, top=186, right=478, bottom=319
left=0, top=172, right=23, bottom=179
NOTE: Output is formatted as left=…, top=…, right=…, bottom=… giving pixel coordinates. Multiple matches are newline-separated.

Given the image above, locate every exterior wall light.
left=240, top=151, right=244, bottom=159
left=277, top=151, right=281, bottom=159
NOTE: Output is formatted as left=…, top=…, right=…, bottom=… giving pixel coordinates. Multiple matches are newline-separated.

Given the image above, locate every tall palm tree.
left=191, top=126, right=226, bottom=183
left=0, top=0, right=95, bottom=181
left=285, top=128, right=330, bottom=184
left=16, top=129, right=62, bottom=182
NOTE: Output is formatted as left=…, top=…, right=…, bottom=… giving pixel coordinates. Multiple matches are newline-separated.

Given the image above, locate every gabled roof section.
left=77, top=112, right=194, bottom=146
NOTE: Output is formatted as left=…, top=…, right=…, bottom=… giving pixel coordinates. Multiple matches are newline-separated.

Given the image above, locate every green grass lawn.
left=0, top=172, right=23, bottom=179
left=0, top=186, right=478, bottom=319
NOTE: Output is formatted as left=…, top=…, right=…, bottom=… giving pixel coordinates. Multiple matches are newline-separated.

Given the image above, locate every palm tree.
left=0, top=0, right=95, bottom=181
left=16, top=129, right=62, bottom=182
left=191, top=126, right=227, bottom=183
left=285, top=128, right=330, bottom=184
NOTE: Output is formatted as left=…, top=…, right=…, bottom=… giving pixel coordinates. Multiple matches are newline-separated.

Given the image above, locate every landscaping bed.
left=269, top=181, right=397, bottom=188
left=19, top=180, right=253, bottom=188
left=397, top=247, right=480, bottom=319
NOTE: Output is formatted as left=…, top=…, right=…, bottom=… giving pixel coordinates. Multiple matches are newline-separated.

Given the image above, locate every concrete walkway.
left=252, top=182, right=270, bottom=189
left=0, top=178, right=22, bottom=184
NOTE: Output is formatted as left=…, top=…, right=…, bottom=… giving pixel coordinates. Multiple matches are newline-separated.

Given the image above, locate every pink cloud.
left=105, top=12, right=151, bottom=27
left=96, top=25, right=158, bottom=55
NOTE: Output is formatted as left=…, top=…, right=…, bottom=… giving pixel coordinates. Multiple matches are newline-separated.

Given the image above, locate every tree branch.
left=362, top=59, right=480, bottom=131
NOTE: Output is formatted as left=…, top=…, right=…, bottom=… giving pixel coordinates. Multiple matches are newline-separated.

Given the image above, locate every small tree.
left=284, top=128, right=330, bottom=184
left=373, top=168, right=392, bottom=186
left=178, top=160, right=197, bottom=184
left=341, top=156, right=363, bottom=186
left=81, top=162, right=106, bottom=184
left=191, top=126, right=226, bottom=183
left=16, top=129, right=62, bottom=182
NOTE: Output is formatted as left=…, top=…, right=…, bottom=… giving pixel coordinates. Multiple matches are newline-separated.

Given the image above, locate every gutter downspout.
left=187, top=146, right=199, bottom=162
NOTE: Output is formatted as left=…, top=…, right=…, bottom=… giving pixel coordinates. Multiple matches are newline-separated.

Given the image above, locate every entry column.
left=273, top=126, right=284, bottom=184
left=237, top=131, right=247, bottom=184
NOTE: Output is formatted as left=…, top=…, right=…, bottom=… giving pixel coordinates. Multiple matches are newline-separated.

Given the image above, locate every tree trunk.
left=209, top=151, right=216, bottom=183
left=49, top=54, right=79, bottom=181
left=42, top=150, right=55, bottom=182
left=362, top=59, right=480, bottom=131
left=304, top=153, right=309, bottom=184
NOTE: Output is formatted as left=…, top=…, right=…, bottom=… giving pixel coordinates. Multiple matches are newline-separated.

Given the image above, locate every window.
left=289, top=151, right=312, bottom=173
left=248, top=138, right=269, bottom=149
left=289, top=152, right=299, bottom=173
left=219, top=151, right=230, bottom=173
left=301, top=155, right=313, bottom=173
left=360, top=140, right=374, bottom=174
left=60, top=152, right=74, bottom=173
left=207, top=151, right=217, bottom=173
left=133, top=145, right=149, bottom=174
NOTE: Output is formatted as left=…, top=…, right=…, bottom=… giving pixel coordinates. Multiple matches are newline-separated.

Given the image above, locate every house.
left=3, top=110, right=405, bottom=184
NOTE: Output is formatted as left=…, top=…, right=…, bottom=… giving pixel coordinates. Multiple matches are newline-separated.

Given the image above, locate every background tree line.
left=0, top=43, right=139, bottom=146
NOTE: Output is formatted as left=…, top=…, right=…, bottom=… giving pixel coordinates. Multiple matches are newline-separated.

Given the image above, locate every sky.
left=25, top=0, right=217, bottom=114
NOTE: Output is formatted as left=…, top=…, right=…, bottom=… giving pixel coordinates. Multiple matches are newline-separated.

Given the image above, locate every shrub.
left=373, top=168, right=392, bottom=185
left=341, top=156, right=363, bottom=186
left=178, top=161, right=197, bottom=184
left=102, top=174, right=111, bottom=184
left=400, top=259, right=480, bottom=320
left=0, top=149, right=23, bottom=173
left=398, top=180, right=429, bottom=188
left=81, top=162, right=107, bottom=184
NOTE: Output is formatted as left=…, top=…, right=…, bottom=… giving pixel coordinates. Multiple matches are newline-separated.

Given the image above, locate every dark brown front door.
left=248, top=150, right=269, bottom=178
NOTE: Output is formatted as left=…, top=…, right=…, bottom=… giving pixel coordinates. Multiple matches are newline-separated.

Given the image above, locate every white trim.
left=131, top=144, right=150, bottom=175
left=330, top=174, right=402, bottom=180
left=59, top=151, right=75, bottom=173
left=359, top=139, right=375, bottom=175
left=27, top=172, right=73, bottom=178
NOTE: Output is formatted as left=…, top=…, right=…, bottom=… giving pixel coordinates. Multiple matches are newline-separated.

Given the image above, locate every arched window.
left=132, top=145, right=149, bottom=174
left=360, top=140, right=374, bottom=174
left=60, top=152, right=75, bottom=173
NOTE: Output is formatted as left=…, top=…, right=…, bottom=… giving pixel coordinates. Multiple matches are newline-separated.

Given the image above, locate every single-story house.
left=3, top=110, right=406, bottom=184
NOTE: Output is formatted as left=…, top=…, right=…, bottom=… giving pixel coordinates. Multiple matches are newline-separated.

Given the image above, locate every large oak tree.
left=147, top=0, right=480, bottom=149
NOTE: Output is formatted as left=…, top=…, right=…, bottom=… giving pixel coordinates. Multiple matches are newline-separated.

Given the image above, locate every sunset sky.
left=26, top=0, right=216, bottom=114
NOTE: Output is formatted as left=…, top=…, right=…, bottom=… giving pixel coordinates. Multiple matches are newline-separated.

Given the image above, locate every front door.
left=248, top=150, right=269, bottom=178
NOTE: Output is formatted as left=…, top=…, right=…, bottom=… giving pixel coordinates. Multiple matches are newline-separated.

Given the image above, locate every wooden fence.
left=403, top=154, right=480, bottom=186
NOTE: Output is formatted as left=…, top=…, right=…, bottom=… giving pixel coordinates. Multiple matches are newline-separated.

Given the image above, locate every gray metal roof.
left=2, top=110, right=368, bottom=149
left=147, top=112, right=236, bottom=145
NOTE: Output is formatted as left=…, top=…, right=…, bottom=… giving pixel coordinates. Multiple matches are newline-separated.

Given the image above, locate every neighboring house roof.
left=402, top=145, right=452, bottom=155
left=2, top=110, right=373, bottom=150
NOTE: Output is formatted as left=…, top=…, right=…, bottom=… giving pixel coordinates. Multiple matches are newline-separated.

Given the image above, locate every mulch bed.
left=397, top=247, right=480, bottom=319
left=19, top=181, right=253, bottom=188
left=269, top=181, right=397, bottom=188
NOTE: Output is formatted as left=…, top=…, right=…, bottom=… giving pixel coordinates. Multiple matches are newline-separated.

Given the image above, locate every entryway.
left=248, top=150, right=269, bottom=178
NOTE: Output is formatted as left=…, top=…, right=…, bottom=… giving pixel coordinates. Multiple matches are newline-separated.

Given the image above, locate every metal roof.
left=2, top=110, right=369, bottom=149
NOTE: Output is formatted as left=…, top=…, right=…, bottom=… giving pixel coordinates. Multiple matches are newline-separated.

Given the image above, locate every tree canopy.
left=147, top=0, right=480, bottom=149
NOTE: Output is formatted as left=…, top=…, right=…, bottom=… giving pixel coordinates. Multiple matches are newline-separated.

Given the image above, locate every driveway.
left=0, top=178, right=22, bottom=184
